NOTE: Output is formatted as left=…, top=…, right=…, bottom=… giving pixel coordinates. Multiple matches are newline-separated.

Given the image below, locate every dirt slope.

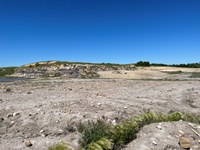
left=0, top=79, right=200, bottom=149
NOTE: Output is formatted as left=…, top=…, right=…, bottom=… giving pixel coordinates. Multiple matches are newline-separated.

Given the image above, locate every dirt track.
left=0, top=79, right=200, bottom=149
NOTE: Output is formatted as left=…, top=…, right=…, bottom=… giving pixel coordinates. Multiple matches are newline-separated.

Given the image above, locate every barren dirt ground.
left=1, top=78, right=200, bottom=150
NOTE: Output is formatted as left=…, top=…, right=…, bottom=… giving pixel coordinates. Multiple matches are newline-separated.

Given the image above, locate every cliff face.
left=13, top=62, right=135, bottom=78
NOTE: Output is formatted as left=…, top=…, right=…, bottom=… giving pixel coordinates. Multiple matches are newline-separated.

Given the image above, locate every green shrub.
left=77, top=112, right=200, bottom=150
left=48, top=142, right=74, bottom=150
left=86, top=138, right=113, bottom=150
left=190, top=72, right=200, bottom=78
left=135, top=61, right=150, bottom=67
left=0, top=67, right=17, bottom=76
left=77, top=119, right=112, bottom=148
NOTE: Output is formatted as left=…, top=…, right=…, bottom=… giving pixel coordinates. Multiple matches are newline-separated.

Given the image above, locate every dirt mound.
left=124, top=121, right=200, bottom=150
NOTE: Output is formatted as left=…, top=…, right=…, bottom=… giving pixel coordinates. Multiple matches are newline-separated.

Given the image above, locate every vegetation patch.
left=189, top=72, right=200, bottom=78
left=135, top=61, right=150, bottom=67
left=0, top=67, right=17, bottom=76
left=76, top=112, right=200, bottom=150
left=77, top=119, right=112, bottom=148
left=48, top=141, right=74, bottom=150
left=162, top=71, right=182, bottom=74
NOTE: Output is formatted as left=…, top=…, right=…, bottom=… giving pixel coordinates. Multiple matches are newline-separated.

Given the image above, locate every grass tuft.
left=77, top=119, right=112, bottom=148
left=48, top=141, right=74, bottom=150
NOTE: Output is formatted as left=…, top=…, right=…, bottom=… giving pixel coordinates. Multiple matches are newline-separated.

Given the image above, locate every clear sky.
left=0, top=0, right=200, bottom=67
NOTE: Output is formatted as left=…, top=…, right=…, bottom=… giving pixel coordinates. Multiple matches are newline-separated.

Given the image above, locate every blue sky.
left=0, top=0, right=200, bottom=67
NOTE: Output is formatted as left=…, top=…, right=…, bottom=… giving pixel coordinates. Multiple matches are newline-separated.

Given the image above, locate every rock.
left=156, top=125, right=162, bottom=130
left=41, top=133, right=47, bottom=137
left=123, top=106, right=128, bottom=109
left=27, top=91, right=32, bottom=94
left=152, top=141, right=157, bottom=145
left=10, top=121, right=15, bottom=124
left=198, top=140, right=200, bottom=144
left=97, top=103, right=102, bottom=106
left=178, top=130, right=184, bottom=135
left=0, top=118, right=4, bottom=122
left=25, top=141, right=32, bottom=147
left=179, top=136, right=192, bottom=149
left=40, top=130, right=44, bottom=133
left=13, top=112, right=20, bottom=116
left=58, top=129, right=64, bottom=133
left=112, top=120, right=117, bottom=126
left=6, top=88, right=12, bottom=92
left=7, top=114, right=12, bottom=118
left=0, top=99, right=2, bottom=102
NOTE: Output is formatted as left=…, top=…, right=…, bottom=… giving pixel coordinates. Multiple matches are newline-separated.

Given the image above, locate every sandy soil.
left=0, top=78, right=200, bottom=150
left=99, top=66, right=200, bottom=79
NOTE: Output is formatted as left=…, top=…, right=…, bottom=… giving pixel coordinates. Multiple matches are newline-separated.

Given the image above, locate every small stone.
left=152, top=141, right=157, bottom=145
left=123, top=106, right=128, bottom=109
left=112, top=120, right=117, bottom=126
left=13, top=112, right=20, bottom=116
left=27, top=92, right=32, bottom=94
left=198, top=140, right=200, bottom=144
left=58, top=129, right=64, bottom=133
left=40, top=130, right=44, bottom=133
left=188, top=122, right=195, bottom=127
left=179, top=136, right=192, bottom=149
left=10, top=121, right=15, bottom=124
left=25, top=141, right=32, bottom=147
left=178, top=130, right=184, bottom=135
left=156, top=125, right=162, bottom=130
left=41, top=133, right=47, bottom=137
left=97, top=103, right=101, bottom=106
left=7, top=114, right=12, bottom=118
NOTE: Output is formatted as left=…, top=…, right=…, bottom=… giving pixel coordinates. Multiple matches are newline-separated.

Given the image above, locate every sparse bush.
left=76, top=112, right=200, bottom=150
left=77, top=119, right=112, bottom=148
left=163, top=71, right=182, bottom=74
left=6, top=88, right=12, bottom=92
left=0, top=67, right=17, bottom=76
left=190, top=72, right=200, bottom=78
left=135, top=61, right=150, bottom=67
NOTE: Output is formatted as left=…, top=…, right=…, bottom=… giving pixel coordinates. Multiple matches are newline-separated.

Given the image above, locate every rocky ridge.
left=13, top=61, right=135, bottom=78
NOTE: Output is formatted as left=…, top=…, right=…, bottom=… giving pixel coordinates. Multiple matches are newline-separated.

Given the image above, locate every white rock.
left=40, top=130, right=44, bottom=133
left=41, top=133, right=47, bottom=137
left=112, top=120, right=117, bottom=126
left=13, top=112, right=20, bottom=116
left=152, top=141, right=157, bottom=145
left=97, top=103, right=102, bottom=106
left=156, top=125, right=162, bottom=130
left=178, top=130, right=185, bottom=135
left=10, top=121, right=15, bottom=124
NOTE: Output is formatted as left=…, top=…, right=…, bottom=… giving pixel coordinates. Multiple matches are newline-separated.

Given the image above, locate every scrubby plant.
left=135, top=61, right=150, bottom=67
left=85, top=138, right=113, bottom=150
left=190, top=72, right=200, bottom=78
left=0, top=67, right=17, bottom=76
left=76, top=112, right=200, bottom=150
left=48, top=141, right=74, bottom=150
left=77, top=119, right=112, bottom=148
left=182, top=112, right=200, bottom=124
